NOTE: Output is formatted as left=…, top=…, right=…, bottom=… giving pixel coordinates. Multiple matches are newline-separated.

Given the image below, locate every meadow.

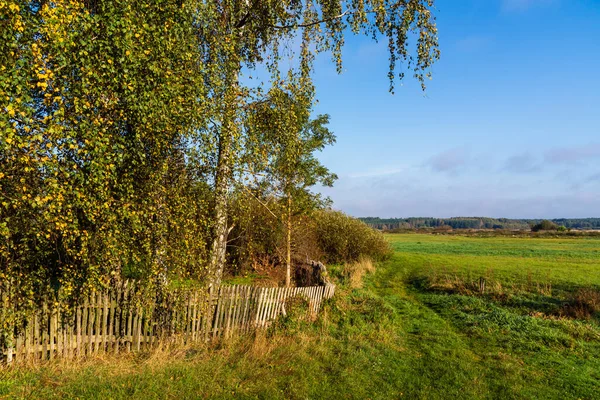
left=1, top=234, right=599, bottom=399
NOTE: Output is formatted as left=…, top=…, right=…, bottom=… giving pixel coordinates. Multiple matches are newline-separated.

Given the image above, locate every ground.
left=1, top=233, right=599, bottom=399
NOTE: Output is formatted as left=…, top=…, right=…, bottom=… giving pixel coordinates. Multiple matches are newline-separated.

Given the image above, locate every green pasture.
left=388, top=233, right=600, bottom=289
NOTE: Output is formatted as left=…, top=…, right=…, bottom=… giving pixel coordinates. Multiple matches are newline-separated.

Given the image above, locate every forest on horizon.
left=359, top=217, right=600, bottom=230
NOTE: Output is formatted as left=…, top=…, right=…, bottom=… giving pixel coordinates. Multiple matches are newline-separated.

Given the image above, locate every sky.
left=307, top=0, right=600, bottom=219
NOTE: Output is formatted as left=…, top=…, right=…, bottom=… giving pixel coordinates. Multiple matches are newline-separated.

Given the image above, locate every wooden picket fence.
left=0, top=282, right=335, bottom=365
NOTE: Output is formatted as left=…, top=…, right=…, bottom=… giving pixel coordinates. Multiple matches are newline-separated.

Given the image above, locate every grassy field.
left=1, top=234, right=599, bottom=399
left=390, top=233, right=600, bottom=288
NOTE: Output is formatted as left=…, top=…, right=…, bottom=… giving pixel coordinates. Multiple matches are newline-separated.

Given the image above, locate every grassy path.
left=363, top=256, right=486, bottom=398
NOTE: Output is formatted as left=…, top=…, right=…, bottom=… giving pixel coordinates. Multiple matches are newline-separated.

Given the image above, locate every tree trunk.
left=286, top=194, right=292, bottom=287
left=207, top=66, right=239, bottom=287
left=208, top=126, right=232, bottom=288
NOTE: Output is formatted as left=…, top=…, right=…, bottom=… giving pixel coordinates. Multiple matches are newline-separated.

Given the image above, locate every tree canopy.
left=1, top=0, right=440, bottom=307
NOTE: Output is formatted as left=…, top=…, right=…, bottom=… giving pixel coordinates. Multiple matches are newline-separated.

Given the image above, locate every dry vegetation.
left=342, top=257, right=376, bottom=289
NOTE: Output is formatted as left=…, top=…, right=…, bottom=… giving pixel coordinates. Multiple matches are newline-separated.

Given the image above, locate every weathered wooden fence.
left=0, top=283, right=335, bottom=365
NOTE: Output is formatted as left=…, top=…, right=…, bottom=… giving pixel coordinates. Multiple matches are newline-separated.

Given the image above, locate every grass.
left=2, top=233, right=600, bottom=399
left=390, top=233, right=600, bottom=289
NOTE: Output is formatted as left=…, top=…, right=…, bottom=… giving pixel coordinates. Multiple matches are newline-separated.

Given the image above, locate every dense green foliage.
left=361, top=216, right=600, bottom=230
left=531, top=219, right=558, bottom=232
left=314, top=210, right=392, bottom=264
left=1, top=0, right=212, bottom=306
left=2, top=234, right=599, bottom=399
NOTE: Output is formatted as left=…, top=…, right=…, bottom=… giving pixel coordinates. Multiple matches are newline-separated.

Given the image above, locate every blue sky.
left=308, top=0, right=600, bottom=218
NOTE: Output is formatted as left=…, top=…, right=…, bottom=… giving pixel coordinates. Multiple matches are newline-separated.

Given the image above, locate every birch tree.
left=197, top=0, right=440, bottom=286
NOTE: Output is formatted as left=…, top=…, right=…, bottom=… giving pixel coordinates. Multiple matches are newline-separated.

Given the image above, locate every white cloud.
left=544, top=143, right=600, bottom=164
left=426, top=147, right=470, bottom=173
left=320, top=144, right=600, bottom=218
left=504, top=152, right=541, bottom=173
left=347, top=165, right=408, bottom=179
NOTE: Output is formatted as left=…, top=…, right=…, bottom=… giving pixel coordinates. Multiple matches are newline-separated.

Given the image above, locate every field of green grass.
left=390, top=233, right=600, bottom=288
left=2, top=234, right=599, bottom=399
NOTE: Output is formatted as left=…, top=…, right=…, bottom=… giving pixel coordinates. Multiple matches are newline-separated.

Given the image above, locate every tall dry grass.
left=343, top=257, right=376, bottom=289
left=562, top=288, right=600, bottom=320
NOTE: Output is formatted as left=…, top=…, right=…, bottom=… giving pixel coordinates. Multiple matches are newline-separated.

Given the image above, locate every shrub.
left=531, top=220, right=558, bottom=232
left=227, top=195, right=286, bottom=276
left=225, top=206, right=390, bottom=281
left=226, top=196, right=323, bottom=278
left=314, top=210, right=392, bottom=264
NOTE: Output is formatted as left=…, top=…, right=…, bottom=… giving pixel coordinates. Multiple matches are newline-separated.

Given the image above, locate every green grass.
left=2, top=234, right=599, bottom=399
left=390, top=233, right=600, bottom=289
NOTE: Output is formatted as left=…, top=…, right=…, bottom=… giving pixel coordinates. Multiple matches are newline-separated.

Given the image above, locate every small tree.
left=246, top=84, right=337, bottom=286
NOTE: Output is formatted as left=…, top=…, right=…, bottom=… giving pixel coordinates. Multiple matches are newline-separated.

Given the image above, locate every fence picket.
left=126, top=286, right=133, bottom=353
left=225, top=287, right=234, bottom=338
left=212, top=287, right=223, bottom=339
left=41, top=301, right=48, bottom=360
left=254, top=288, right=264, bottom=328
left=272, top=288, right=280, bottom=321
left=231, top=287, right=240, bottom=337
left=267, top=288, right=276, bottom=323
left=49, top=306, right=55, bottom=360
left=135, top=304, right=142, bottom=352
left=267, top=288, right=276, bottom=325
left=114, top=287, right=121, bottom=355
left=258, top=288, right=268, bottom=328
left=25, top=316, right=32, bottom=362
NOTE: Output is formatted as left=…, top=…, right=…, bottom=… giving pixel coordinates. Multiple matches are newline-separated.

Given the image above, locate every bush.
left=225, top=206, right=390, bottom=281
left=531, top=220, right=558, bottom=232
left=314, top=210, right=392, bottom=264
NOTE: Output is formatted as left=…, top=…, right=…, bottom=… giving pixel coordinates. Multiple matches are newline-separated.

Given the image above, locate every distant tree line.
left=359, top=217, right=600, bottom=231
